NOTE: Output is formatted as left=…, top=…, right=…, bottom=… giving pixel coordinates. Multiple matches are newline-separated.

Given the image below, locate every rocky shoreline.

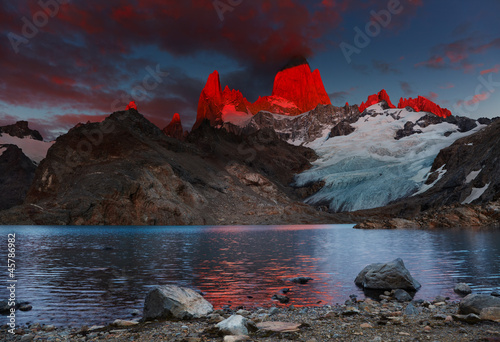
left=2, top=293, right=500, bottom=342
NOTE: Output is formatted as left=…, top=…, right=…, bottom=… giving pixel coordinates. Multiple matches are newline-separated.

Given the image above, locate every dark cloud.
left=400, top=81, right=413, bottom=96
left=373, top=60, right=401, bottom=75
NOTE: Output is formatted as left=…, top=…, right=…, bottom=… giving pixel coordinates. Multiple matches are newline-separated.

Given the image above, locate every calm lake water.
left=0, top=225, right=499, bottom=327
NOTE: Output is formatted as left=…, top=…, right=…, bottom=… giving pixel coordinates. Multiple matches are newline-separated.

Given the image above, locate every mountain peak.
left=0, top=120, right=43, bottom=141
left=126, top=101, right=137, bottom=111
left=163, top=113, right=184, bottom=140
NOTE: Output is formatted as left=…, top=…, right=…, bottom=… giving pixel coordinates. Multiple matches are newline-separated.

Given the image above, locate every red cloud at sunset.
left=480, top=64, right=500, bottom=75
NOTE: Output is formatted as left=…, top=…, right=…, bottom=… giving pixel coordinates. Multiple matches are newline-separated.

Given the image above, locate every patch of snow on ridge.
left=221, top=104, right=253, bottom=127
left=0, top=146, right=6, bottom=156
left=0, top=134, right=53, bottom=164
left=412, top=165, right=447, bottom=196
left=462, top=183, right=490, bottom=204
left=294, top=107, right=485, bottom=212
left=465, top=168, right=482, bottom=184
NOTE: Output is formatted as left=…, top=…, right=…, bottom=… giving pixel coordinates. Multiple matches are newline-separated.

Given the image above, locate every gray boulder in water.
left=143, top=285, right=213, bottom=320
left=355, top=258, right=421, bottom=291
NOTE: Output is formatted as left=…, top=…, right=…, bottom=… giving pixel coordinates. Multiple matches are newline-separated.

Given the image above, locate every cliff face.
left=271, top=61, right=332, bottom=113
left=0, top=121, right=43, bottom=141
left=0, top=145, right=37, bottom=211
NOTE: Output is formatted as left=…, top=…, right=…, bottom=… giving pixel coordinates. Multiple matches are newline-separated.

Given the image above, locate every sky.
left=0, top=0, right=499, bottom=140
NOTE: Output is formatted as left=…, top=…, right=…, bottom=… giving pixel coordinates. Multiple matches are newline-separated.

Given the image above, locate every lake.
left=0, top=225, right=499, bottom=327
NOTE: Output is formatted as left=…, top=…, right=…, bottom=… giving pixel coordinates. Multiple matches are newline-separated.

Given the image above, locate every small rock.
left=216, top=315, right=251, bottom=336
left=433, top=295, right=447, bottom=303
left=268, top=307, right=279, bottom=316
left=224, top=336, right=252, bottom=342
left=452, top=313, right=482, bottom=324
left=271, top=294, right=289, bottom=304
left=360, top=323, right=373, bottom=328
left=289, top=277, right=313, bottom=284
left=342, top=307, right=360, bottom=316
left=42, top=325, right=56, bottom=332
left=394, top=289, right=412, bottom=302
left=21, top=334, right=35, bottom=342
left=445, top=315, right=453, bottom=323
left=19, top=304, right=33, bottom=312
left=207, top=313, right=225, bottom=323
left=398, top=332, right=410, bottom=336
left=371, top=337, right=382, bottom=342
left=423, top=325, right=432, bottom=332
left=112, top=319, right=139, bottom=327
left=491, top=291, right=500, bottom=297
left=432, top=314, right=448, bottom=320
left=403, top=303, right=420, bottom=316
left=355, top=258, right=421, bottom=291
left=256, top=321, right=301, bottom=333
left=480, top=307, right=500, bottom=322
left=236, top=310, right=250, bottom=317
left=130, top=309, right=141, bottom=316
left=454, top=283, right=472, bottom=295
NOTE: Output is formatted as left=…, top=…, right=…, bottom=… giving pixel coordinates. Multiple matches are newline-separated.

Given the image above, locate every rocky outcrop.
left=143, top=285, right=213, bottom=320
left=194, top=71, right=225, bottom=128
left=358, top=90, right=452, bottom=118
left=216, top=315, right=255, bottom=336
left=0, top=121, right=43, bottom=141
left=271, top=56, right=331, bottom=113
left=163, top=113, right=184, bottom=140
left=0, top=145, right=37, bottom=211
left=355, top=258, right=421, bottom=291
left=229, top=104, right=360, bottom=145
left=358, top=89, right=396, bottom=113
left=398, top=96, right=451, bottom=118
left=330, top=120, right=355, bottom=138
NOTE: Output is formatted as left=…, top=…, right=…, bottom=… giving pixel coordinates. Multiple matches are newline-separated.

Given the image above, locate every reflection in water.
left=0, top=225, right=499, bottom=327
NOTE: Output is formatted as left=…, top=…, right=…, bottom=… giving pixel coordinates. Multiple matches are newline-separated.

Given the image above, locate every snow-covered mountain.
left=291, top=104, right=486, bottom=212
left=0, top=121, right=53, bottom=164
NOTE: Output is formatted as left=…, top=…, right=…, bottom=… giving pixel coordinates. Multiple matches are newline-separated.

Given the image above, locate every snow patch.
left=0, top=135, right=53, bottom=164
left=412, top=164, right=447, bottom=196
left=465, top=168, right=482, bottom=184
left=0, top=146, right=6, bottom=157
left=462, top=183, right=490, bottom=204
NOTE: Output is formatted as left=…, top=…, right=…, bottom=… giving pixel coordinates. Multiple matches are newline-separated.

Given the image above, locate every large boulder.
left=143, top=285, right=213, bottom=320
left=355, top=258, right=421, bottom=291
left=458, top=294, right=500, bottom=315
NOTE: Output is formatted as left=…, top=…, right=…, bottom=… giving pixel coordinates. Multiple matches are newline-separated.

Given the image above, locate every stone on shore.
left=216, top=315, right=254, bottom=336
left=458, top=294, right=500, bottom=315
left=454, top=283, right=472, bottom=295
left=256, top=321, right=301, bottom=333
left=355, top=258, right=421, bottom=291
left=480, top=307, right=500, bottom=322
left=143, top=285, right=213, bottom=321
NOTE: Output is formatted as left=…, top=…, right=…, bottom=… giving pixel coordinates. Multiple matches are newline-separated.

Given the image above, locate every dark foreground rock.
left=355, top=258, right=421, bottom=291
left=143, top=285, right=213, bottom=320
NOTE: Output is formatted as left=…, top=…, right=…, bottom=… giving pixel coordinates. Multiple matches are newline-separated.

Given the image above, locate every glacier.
left=0, top=134, right=54, bottom=164
left=293, top=104, right=485, bottom=212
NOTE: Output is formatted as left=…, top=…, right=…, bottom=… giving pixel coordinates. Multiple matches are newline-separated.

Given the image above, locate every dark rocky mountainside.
left=0, top=109, right=338, bottom=225
left=353, top=119, right=500, bottom=228
left=0, top=145, right=37, bottom=211
left=224, top=104, right=360, bottom=145
left=0, top=121, right=43, bottom=140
